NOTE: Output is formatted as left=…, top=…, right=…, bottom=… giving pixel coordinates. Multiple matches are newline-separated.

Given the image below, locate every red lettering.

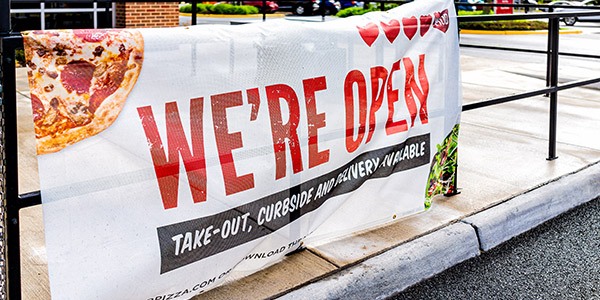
left=403, top=54, right=429, bottom=127
left=246, top=88, right=260, bottom=121
left=137, top=99, right=206, bottom=210
left=303, top=76, right=330, bottom=168
left=367, top=66, right=388, bottom=143
left=344, top=70, right=368, bottom=153
left=266, top=84, right=303, bottom=180
left=386, top=60, right=408, bottom=135
left=211, top=91, right=255, bottom=195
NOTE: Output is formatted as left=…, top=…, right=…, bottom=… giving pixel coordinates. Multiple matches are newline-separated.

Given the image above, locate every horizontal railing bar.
left=460, top=44, right=600, bottom=60
left=466, top=2, right=600, bottom=9
left=463, top=87, right=555, bottom=111
left=11, top=8, right=111, bottom=13
left=17, top=191, right=42, bottom=208
left=461, top=44, right=548, bottom=55
left=458, top=10, right=600, bottom=22
left=557, top=77, right=600, bottom=91
left=560, top=52, right=600, bottom=60
left=463, top=77, right=600, bottom=111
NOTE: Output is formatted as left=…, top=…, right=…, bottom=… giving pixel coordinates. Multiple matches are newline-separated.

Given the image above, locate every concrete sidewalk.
left=14, top=37, right=600, bottom=299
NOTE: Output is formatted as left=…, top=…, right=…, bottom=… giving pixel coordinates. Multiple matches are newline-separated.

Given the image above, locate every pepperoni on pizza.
left=23, top=29, right=144, bottom=154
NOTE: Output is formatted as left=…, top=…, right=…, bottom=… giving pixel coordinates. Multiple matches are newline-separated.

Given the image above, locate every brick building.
left=8, top=1, right=180, bottom=31
left=115, top=2, right=180, bottom=28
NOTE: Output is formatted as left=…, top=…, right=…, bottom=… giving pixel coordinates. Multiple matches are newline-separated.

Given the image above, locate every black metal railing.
left=0, top=33, right=23, bottom=300
left=1, top=1, right=600, bottom=299
left=457, top=9, right=600, bottom=160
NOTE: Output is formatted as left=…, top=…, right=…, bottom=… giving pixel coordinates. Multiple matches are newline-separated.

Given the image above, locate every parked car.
left=339, top=0, right=363, bottom=9
left=554, top=0, right=600, bottom=25
left=277, top=0, right=340, bottom=15
left=549, top=0, right=576, bottom=3
left=541, top=0, right=574, bottom=11
left=457, top=0, right=485, bottom=11
left=242, top=0, right=279, bottom=13
left=520, top=0, right=539, bottom=13
left=315, top=0, right=341, bottom=15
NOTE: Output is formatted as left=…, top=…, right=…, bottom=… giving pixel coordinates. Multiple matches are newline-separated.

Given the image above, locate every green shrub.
left=196, top=3, right=214, bottom=14
left=212, top=3, right=259, bottom=14
left=337, top=4, right=547, bottom=31
left=459, top=20, right=548, bottom=30
left=179, top=3, right=192, bottom=13
left=179, top=2, right=258, bottom=15
left=457, top=9, right=549, bottom=31
left=382, top=3, right=399, bottom=10
left=457, top=10, right=493, bottom=16
left=336, top=7, right=377, bottom=18
left=336, top=2, right=419, bottom=18
left=15, top=48, right=25, bottom=66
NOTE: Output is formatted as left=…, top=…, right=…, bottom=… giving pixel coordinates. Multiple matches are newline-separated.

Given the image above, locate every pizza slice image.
left=23, top=29, right=144, bottom=154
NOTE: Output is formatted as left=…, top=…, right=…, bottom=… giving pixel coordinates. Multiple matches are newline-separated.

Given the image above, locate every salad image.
left=424, top=124, right=459, bottom=208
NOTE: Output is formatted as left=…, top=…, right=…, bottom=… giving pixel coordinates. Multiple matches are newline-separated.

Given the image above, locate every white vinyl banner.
left=23, top=0, right=461, bottom=298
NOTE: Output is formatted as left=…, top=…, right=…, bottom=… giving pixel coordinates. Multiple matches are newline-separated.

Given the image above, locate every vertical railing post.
left=0, top=2, right=10, bottom=297
left=1, top=35, right=24, bottom=300
left=0, top=39, right=6, bottom=300
left=446, top=7, right=461, bottom=197
left=191, top=0, right=197, bottom=26
left=0, top=0, right=9, bottom=36
left=545, top=7, right=554, bottom=94
left=547, top=17, right=559, bottom=160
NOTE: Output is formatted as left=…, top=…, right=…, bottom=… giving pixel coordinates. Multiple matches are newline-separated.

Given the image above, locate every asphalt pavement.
left=394, top=197, right=600, bottom=300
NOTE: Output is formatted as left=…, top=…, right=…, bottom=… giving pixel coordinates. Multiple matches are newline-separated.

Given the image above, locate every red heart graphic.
left=433, top=9, right=450, bottom=33
left=357, top=22, right=379, bottom=47
left=420, top=14, right=432, bottom=37
left=402, top=16, right=418, bottom=40
left=380, top=19, right=400, bottom=43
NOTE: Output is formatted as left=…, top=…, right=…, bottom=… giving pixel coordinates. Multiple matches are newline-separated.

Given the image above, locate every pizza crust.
left=24, top=29, right=144, bottom=155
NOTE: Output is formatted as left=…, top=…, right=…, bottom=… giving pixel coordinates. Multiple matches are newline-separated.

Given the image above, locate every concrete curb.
left=463, top=162, right=600, bottom=251
left=278, top=223, right=479, bottom=300
left=278, top=162, right=600, bottom=299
